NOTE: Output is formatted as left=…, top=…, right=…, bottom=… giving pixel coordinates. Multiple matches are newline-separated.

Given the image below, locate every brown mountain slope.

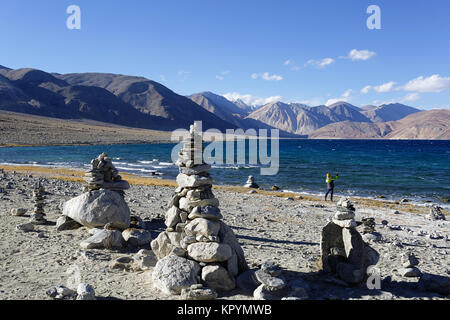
left=385, top=109, right=450, bottom=139
left=309, top=109, right=450, bottom=139
left=308, top=121, right=394, bottom=139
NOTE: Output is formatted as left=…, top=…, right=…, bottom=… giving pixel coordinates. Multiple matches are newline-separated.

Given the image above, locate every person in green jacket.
left=325, top=173, right=338, bottom=201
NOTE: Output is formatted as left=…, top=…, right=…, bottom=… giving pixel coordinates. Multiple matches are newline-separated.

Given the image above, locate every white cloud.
left=342, top=89, right=352, bottom=98
left=401, top=92, right=420, bottom=103
left=402, top=74, right=450, bottom=93
left=215, top=75, right=224, bottom=80
left=221, top=70, right=231, bottom=75
left=345, top=49, right=376, bottom=61
left=306, top=58, right=335, bottom=68
left=325, top=89, right=352, bottom=106
left=361, top=85, right=371, bottom=94
left=160, top=75, right=166, bottom=82
left=223, top=92, right=285, bottom=106
left=284, top=60, right=292, bottom=65
left=373, top=81, right=397, bottom=93
left=251, top=72, right=283, bottom=81
left=261, top=72, right=283, bottom=81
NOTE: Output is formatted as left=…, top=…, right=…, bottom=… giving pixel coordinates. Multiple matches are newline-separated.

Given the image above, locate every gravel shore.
left=0, top=170, right=449, bottom=300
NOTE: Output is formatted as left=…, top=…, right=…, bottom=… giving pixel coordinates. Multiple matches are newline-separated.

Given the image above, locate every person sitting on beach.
left=325, top=173, right=338, bottom=201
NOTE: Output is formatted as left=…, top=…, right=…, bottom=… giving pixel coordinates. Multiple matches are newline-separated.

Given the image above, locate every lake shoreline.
left=1, top=164, right=448, bottom=217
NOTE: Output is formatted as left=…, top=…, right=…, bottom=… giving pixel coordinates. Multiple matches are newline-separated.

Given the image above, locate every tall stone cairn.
left=151, top=123, right=249, bottom=294
left=30, top=180, right=47, bottom=224
left=83, top=152, right=129, bottom=197
left=320, top=198, right=379, bottom=284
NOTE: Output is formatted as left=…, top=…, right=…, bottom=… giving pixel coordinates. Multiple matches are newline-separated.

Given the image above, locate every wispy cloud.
left=284, top=59, right=302, bottom=71
left=342, top=49, right=376, bottom=61
left=177, top=70, right=190, bottom=81
left=251, top=72, right=283, bottom=81
left=402, top=74, right=450, bottom=93
left=400, top=92, right=420, bottom=103
left=160, top=75, right=166, bottom=82
left=325, top=89, right=352, bottom=106
left=373, top=81, right=397, bottom=93
left=305, top=58, right=335, bottom=68
left=223, top=92, right=285, bottom=106
left=361, top=85, right=371, bottom=94
left=215, top=70, right=231, bottom=81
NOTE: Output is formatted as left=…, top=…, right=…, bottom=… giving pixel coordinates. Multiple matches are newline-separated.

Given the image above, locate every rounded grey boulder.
left=63, top=189, right=130, bottom=230
left=151, top=255, right=201, bottom=295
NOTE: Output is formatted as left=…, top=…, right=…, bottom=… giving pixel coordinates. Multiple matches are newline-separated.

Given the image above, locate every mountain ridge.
left=0, top=65, right=447, bottom=139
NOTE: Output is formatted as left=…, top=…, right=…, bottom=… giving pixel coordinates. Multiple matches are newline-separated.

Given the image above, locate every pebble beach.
left=0, top=165, right=449, bottom=300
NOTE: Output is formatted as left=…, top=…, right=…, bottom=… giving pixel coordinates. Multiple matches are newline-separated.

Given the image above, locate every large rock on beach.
left=122, top=228, right=152, bottom=246
left=63, top=189, right=130, bottom=229
left=201, top=265, right=236, bottom=291
left=80, top=229, right=124, bottom=249
left=151, top=255, right=201, bottom=295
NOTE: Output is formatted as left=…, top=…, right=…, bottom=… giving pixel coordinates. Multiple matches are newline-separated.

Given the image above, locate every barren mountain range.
left=0, top=65, right=448, bottom=140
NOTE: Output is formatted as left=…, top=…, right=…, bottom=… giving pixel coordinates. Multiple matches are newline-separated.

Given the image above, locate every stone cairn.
left=397, top=251, right=421, bottom=277
left=30, top=180, right=47, bottom=224
left=427, top=205, right=446, bottom=221
left=244, top=175, right=259, bottom=188
left=83, top=152, right=130, bottom=197
left=151, top=123, right=249, bottom=297
left=361, top=217, right=376, bottom=233
left=320, top=198, right=379, bottom=284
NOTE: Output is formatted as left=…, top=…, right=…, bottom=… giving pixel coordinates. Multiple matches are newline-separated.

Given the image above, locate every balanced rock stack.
left=151, top=122, right=249, bottom=297
left=62, top=153, right=131, bottom=231
left=427, top=205, right=446, bottom=221
left=83, top=152, right=130, bottom=197
left=361, top=217, right=376, bottom=233
left=321, top=198, right=379, bottom=284
left=397, top=251, right=421, bottom=277
left=361, top=217, right=382, bottom=242
left=30, top=181, right=47, bottom=224
left=244, top=175, right=259, bottom=189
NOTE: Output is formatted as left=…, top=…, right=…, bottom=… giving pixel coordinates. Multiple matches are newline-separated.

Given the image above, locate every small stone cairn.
left=427, top=205, right=446, bottom=221
left=397, top=251, right=421, bottom=277
left=244, top=175, right=259, bottom=189
left=361, top=217, right=376, bottom=233
left=30, top=180, right=47, bottom=224
left=61, top=153, right=132, bottom=237
left=83, top=152, right=130, bottom=197
left=320, top=198, right=379, bottom=284
left=361, top=217, right=382, bottom=242
left=151, top=123, right=249, bottom=297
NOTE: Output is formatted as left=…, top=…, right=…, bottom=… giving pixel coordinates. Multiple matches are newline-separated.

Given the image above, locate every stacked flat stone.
left=30, top=181, right=47, bottom=224
left=397, top=251, right=421, bottom=277
left=151, top=123, right=248, bottom=296
left=253, top=262, right=286, bottom=300
left=361, top=217, right=376, bottom=234
left=320, top=198, right=379, bottom=284
left=244, top=175, right=259, bottom=189
left=331, top=198, right=356, bottom=228
left=427, top=205, right=446, bottom=221
left=83, top=152, right=129, bottom=197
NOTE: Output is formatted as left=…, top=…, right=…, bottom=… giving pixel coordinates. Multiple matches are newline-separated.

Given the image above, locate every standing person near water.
left=325, top=173, right=338, bottom=201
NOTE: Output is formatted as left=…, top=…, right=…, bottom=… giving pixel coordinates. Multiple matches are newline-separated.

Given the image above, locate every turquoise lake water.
left=0, top=140, right=449, bottom=206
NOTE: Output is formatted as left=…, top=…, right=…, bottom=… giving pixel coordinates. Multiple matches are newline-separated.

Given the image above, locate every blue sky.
left=1, top=0, right=449, bottom=109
